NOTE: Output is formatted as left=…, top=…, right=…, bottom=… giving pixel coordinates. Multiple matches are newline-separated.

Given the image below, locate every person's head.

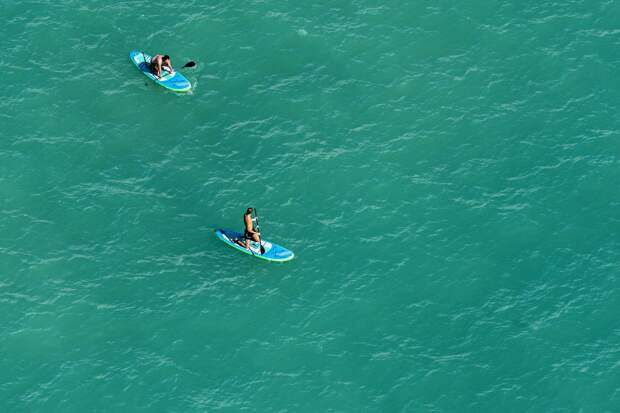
left=246, top=207, right=253, bottom=215
left=162, top=55, right=170, bottom=64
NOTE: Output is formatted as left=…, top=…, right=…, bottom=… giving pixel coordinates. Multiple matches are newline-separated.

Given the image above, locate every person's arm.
left=163, top=65, right=175, bottom=75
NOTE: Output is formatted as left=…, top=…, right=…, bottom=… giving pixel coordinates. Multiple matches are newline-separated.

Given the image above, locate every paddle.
left=254, top=208, right=266, bottom=255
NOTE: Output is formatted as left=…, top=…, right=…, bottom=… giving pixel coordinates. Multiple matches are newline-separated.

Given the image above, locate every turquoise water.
left=2, top=1, right=620, bottom=411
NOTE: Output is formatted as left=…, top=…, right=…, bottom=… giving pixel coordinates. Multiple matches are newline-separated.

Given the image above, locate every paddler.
left=235, top=207, right=261, bottom=249
left=150, top=54, right=175, bottom=78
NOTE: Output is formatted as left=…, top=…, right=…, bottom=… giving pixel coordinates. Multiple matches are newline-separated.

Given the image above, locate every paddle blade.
left=182, top=61, right=196, bottom=68
left=260, top=245, right=265, bottom=254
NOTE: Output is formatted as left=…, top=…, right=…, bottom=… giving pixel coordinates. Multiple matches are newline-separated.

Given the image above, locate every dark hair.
left=246, top=207, right=253, bottom=214
left=162, top=55, right=170, bottom=61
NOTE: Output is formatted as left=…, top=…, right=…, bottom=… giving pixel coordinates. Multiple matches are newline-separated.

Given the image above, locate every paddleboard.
left=215, top=229, right=295, bottom=262
left=129, top=51, right=191, bottom=92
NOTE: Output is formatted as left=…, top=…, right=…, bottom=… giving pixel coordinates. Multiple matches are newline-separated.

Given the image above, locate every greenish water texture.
left=2, top=1, right=620, bottom=412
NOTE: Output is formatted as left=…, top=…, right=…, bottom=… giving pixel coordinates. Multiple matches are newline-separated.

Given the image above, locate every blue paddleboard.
left=215, top=229, right=295, bottom=262
left=129, top=51, right=191, bottom=92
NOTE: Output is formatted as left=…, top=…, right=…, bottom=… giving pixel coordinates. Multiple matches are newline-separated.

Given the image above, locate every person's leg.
left=151, top=55, right=162, bottom=76
left=245, top=238, right=251, bottom=249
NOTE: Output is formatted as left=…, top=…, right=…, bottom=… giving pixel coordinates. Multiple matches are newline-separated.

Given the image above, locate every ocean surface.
left=2, top=1, right=619, bottom=412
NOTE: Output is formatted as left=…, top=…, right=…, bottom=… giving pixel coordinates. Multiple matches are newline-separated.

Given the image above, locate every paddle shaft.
left=253, top=208, right=266, bottom=255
